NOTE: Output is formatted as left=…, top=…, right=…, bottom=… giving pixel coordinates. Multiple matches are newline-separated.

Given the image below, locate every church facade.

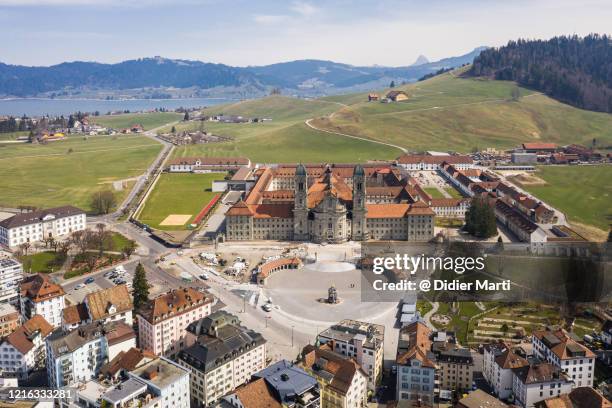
left=225, top=163, right=436, bottom=243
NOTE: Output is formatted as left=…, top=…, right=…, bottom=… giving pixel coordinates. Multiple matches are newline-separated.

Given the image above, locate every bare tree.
left=122, top=240, right=137, bottom=259
left=19, top=242, right=31, bottom=256
left=90, top=190, right=117, bottom=215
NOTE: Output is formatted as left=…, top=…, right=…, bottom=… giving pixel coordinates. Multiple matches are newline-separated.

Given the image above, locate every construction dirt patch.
left=160, top=214, right=192, bottom=226
left=507, top=173, right=547, bottom=186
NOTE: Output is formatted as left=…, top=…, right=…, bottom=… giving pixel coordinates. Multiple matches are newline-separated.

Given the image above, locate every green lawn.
left=92, top=112, right=183, bottom=130
left=20, top=251, right=66, bottom=273
left=445, top=187, right=464, bottom=198
left=137, top=173, right=223, bottom=230
left=0, top=131, right=29, bottom=141
left=515, top=165, right=612, bottom=232
left=423, top=187, right=445, bottom=198
left=0, top=135, right=162, bottom=211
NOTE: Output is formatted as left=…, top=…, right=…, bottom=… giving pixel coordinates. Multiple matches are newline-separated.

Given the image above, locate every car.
left=199, top=273, right=209, bottom=280
left=262, top=303, right=273, bottom=312
left=107, top=273, right=117, bottom=280
left=114, top=278, right=126, bottom=285
left=74, top=283, right=86, bottom=290
left=84, top=277, right=95, bottom=284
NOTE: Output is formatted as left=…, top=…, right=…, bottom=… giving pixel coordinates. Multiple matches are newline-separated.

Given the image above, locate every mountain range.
left=0, top=47, right=486, bottom=98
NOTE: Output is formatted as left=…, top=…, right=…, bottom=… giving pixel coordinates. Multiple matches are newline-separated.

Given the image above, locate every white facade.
left=179, top=343, right=266, bottom=407
left=532, top=332, right=595, bottom=388
left=21, top=292, right=65, bottom=328
left=0, top=332, right=46, bottom=379
left=512, top=370, right=573, bottom=407
left=0, top=258, right=23, bottom=304
left=128, top=358, right=191, bottom=408
left=396, top=359, right=436, bottom=403
left=0, top=209, right=86, bottom=248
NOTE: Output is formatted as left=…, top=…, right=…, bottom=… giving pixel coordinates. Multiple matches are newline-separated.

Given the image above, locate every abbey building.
left=225, top=163, right=436, bottom=243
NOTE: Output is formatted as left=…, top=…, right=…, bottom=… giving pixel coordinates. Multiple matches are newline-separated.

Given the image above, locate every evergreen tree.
left=389, top=80, right=396, bottom=88
left=184, top=111, right=190, bottom=121
left=465, top=196, right=498, bottom=238
left=132, top=263, right=149, bottom=310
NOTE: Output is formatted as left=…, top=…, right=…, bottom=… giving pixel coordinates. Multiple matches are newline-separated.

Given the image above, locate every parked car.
left=199, top=273, right=209, bottom=280
left=74, top=283, right=86, bottom=290
left=84, top=277, right=95, bottom=284
left=262, top=303, right=273, bottom=312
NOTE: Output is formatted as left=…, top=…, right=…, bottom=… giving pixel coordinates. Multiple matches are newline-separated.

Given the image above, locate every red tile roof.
left=5, top=315, right=53, bottom=355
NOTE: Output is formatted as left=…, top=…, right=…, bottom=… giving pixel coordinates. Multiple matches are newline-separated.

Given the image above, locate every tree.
left=270, top=88, right=282, bottom=95
left=389, top=80, right=396, bottom=88
left=132, top=263, right=149, bottom=310
left=183, top=111, right=190, bottom=121
left=95, top=223, right=110, bottom=256
left=90, top=190, right=117, bottom=215
left=171, top=125, right=176, bottom=133
left=19, top=242, right=31, bottom=256
left=122, top=240, right=136, bottom=259
left=465, top=196, right=498, bottom=238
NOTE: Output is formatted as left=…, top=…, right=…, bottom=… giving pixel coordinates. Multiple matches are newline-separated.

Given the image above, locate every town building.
left=62, top=285, right=133, bottom=330
left=534, top=386, right=612, bottom=408
left=225, top=164, right=436, bottom=243
left=99, top=347, right=157, bottom=382
left=367, top=93, right=379, bottom=101
left=127, top=357, right=191, bottom=408
left=167, top=157, right=251, bottom=173
left=0, top=315, right=53, bottom=379
left=396, top=154, right=474, bottom=171
left=137, top=287, right=214, bottom=357
left=224, top=360, right=320, bottom=408
left=395, top=321, right=437, bottom=404
left=177, top=311, right=267, bottom=407
left=532, top=328, right=595, bottom=387
left=512, top=152, right=538, bottom=164
left=601, top=321, right=612, bottom=347
left=457, top=389, right=508, bottom=408
left=520, top=143, right=559, bottom=153
left=0, top=257, right=23, bottom=305
left=46, top=321, right=135, bottom=388
left=483, top=342, right=529, bottom=399
left=0, top=303, right=20, bottom=337
left=0, top=206, right=86, bottom=248
left=300, top=344, right=368, bottom=408
left=431, top=333, right=474, bottom=394
left=512, top=363, right=573, bottom=407
left=19, top=273, right=65, bottom=327
left=317, top=319, right=384, bottom=388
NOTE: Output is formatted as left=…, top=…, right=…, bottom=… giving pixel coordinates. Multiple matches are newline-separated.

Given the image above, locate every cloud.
left=253, top=14, right=289, bottom=24
left=291, top=1, right=318, bottom=16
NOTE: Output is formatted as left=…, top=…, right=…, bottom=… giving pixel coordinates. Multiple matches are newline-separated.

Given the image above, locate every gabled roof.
left=533, top=328, right=596, bottom=359
left=5, top=315, right=53, bottom=355
left=100, top=347, right=156, bottom=378
left=301, top=344, right=366, bottom=396
left=396, top=321, right=435, bottom=368
left=226, top=200, right=254, bottom=216
left=62, top=303, right=90, bottom=325
left=139, top=287, right=213, bottom=323
left=512, top=363, right=568, bottom=385
left=85, top=285, right=133, bottom=321
left=233, top=378, right=282, bottom=408
left=20, top=273, right=65, bottom=302
left=494, top=347, right=529, bottom=369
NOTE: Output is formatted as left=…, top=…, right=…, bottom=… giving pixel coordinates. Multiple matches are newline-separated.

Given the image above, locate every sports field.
left=92, top=112, right=183, bottom=130
left=514, top=165, right=612, bottom=235
left=137, top=172, right=224, bottom=230
left=0, top=135, right=162, bottom=211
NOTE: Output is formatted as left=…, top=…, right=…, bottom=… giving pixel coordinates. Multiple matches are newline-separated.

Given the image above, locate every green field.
left=313, top=71, right=612, bottom=153
left=20, top=251, right=66, bottom=274
left=514, top=165, right=612, bottom=233
left=0, top=135, right=162, bottom=210
left=92, top=112, right=183, bottom=130
left=423, top=187, right=445, bottom=198
left=444, top=187, right=464, bottom=198
left=137, top=173, right=223, bottom=230
left=164, top=96, right=402, bottom=163
left=0, top=131, right=29, bottom=141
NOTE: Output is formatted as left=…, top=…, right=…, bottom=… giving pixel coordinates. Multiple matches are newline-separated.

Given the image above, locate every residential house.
left=177, top=311, right=267, bottom=407
left=0, top=303, right=20, bottom=337
left=137, top=287, right=214, bottom=357
left=62, top=285, right=133, bottom=330
left=483, top=342, right=529, bottom=399
left=512, top=363, right=573, bottom=407
left=457, top=389, right=508, bottom=408
left=386, top=90, right=409, bottom=102
left=0, top=315, right=53, bottom=379
left=300, top=344, right=368, bottom=408
left=19, top=273, right=65, bottom=328
left=534, top=386, right=612, bottom=408
left=317, top=319, right=384, bottom=388
left=0, top=257, right=23, bottom=304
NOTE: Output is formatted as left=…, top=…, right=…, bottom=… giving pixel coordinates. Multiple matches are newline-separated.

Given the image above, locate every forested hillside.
left=468, top=34, right=612, bottom=112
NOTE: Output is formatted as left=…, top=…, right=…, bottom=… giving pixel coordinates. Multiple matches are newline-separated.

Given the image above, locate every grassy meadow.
left=514, top=165, right=612, bottom=233
left=0, top=135, right=162, bottom=210
left=92, top=112, right=183, bottom=130
left=137, top=173, right=223, bottom=230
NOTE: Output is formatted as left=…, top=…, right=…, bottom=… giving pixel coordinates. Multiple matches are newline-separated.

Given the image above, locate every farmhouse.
left=225, top=163, right=436, bottom=243
left=0, top=206, right=86, bottom=249
left=167, top=157, right=251, bottom=173
left=368, top=93, right=379, bottom=101
left=386, top=90, right=409, bottom=102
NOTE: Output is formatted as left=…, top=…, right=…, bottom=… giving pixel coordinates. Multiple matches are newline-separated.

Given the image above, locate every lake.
left=0, top=97, right=233, bottom=116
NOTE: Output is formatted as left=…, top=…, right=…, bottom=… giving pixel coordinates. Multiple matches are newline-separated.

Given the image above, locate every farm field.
left=137, top=173, right=223, bottom=230
left=312, top=70, right=612, bottom=153
left=0, top=135, right=162, bottom=211
left=92, top=112, right=183, bottom=130
left=512, top=165, right=612, bottom=234
left=164, top=96, right=402, bottom=163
